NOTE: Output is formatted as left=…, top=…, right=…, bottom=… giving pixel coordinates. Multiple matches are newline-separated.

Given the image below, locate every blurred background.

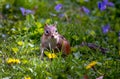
left=0, top=0, right=120, bottom=79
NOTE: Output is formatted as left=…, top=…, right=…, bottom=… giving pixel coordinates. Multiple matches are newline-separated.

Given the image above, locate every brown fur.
left=40, top=24, right=70, bottom=59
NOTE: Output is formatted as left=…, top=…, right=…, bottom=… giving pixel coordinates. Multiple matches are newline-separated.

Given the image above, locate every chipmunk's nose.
left=51, top=35, right=54, bottom=38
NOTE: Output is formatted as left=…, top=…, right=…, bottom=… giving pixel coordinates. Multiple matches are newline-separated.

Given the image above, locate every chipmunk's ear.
left=44, top=23, right=48, bottom=29
left=53, top=22, right=57, bottom=27
left=45, top=23, right=48, bottom=27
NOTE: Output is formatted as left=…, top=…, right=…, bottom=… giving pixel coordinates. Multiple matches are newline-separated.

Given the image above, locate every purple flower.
left=20, top=7, right=34, bottom=16
left=98, top=0, right=114, bottom=11
left=107, top=2, right=114, bottom=7
left=58, top=13, right=64, bottom=18
left=102, top=24, right=110, bottom=34
left=98, top=2, right=107, bottom=11
left=54, top=4, right=63, bottom=12
left=81, top=6, right=90, bottom=14
left=119, top=31, right=120, bottom=42
left=119, top=31, right=120, bottom=36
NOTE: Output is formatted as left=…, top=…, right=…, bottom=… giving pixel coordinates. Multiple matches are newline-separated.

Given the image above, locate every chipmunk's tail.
left=62, top=40, right=71, bottom=55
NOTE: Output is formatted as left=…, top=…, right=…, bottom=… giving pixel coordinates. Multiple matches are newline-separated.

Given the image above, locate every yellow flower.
left=7, top=58, right=14, bottom=64
left=47, top=53, right=57, bottom=59
left=24, top=76, right=31, bottom=79
left=14, top=59, right=20, bottom=64
left=12, top=47, right=19, bottom=53
left=44, top=51, right=57, bottom=59
left=7, top=58, right=20, bottom=64
left=17, top=41, right=23, bottom=46
left=86, top=61, right=97, bottom=69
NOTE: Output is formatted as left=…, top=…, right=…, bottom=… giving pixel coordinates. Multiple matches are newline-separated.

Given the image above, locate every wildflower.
left=119, top=31, right=120, bottom=36
left=47, top=53, right=57, bottom=59
left=7, top=58, right=20, bottom=64
left=118, top=31, right=120, bottom=42
left=58, top=13, right=64, bottom=18
left=86, top=61, right=97, bottom=69
left=44, top=51, right=57, bottom=59
left=81, top=6, right=90, bottom=14
left=17, top=41, right=24, bottom=46
left=102, top=24, right=110, bottom=34
left=12, top=47, right=19, bottom=53
left=54, top=4, right=63, bottom=12
left=20, top=7, right=34, bottom=16
left=7, top=58, right=13, bottom=64
left=98, top=0, right=114, bottom=11
left=24, top=76, right=31, bottom=79
left=14, top=59, right=20, bottom=64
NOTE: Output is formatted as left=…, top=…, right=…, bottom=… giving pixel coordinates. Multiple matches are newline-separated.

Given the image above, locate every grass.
left=0, top=0, right=120, bottom=79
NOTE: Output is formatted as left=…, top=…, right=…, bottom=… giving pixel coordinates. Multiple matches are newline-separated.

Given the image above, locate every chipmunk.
left=40, top=23, right=71, bottom=59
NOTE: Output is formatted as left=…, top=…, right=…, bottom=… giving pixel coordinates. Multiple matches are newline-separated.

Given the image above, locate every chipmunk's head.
left=44, top=23, right=58, bottom=39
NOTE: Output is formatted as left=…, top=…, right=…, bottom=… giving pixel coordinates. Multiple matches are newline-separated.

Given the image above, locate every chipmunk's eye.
left=55, top=30, right=58, bottom=33
left=45, top=30, right=49, bottom=34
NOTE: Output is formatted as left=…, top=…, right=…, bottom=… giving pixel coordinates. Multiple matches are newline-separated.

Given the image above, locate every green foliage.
left=0, top=0, right=120, bottom=79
